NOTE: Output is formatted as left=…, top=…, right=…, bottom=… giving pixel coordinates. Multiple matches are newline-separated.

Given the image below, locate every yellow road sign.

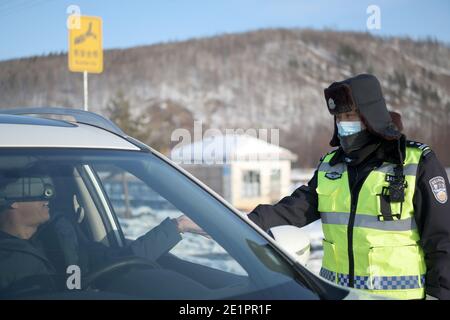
left=68, top=16, right=103, bottom=73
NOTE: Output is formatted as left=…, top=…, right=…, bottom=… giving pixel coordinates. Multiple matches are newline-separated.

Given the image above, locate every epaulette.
left=407, top=140, right=432, bottom=156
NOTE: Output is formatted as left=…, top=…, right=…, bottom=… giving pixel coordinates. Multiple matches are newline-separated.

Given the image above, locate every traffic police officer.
left=248, top=74, right=450, bottom=300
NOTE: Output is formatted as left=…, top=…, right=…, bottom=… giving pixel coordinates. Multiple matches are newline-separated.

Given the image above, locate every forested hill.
left=1, top=28, right=449, bottom=165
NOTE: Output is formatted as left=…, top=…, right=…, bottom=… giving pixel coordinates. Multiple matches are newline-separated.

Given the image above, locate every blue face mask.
left=337, top=121, right=363, bottom=137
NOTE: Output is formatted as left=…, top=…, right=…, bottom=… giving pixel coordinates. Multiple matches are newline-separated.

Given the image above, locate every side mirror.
left=268, top=225, right=310, bottom=265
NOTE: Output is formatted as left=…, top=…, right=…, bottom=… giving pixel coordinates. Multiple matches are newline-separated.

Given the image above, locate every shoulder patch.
left=429, top=176, right=448, bottom=204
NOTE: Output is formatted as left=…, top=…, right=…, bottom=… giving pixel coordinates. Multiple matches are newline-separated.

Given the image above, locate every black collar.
left=329, top=135, right=407, bottom=166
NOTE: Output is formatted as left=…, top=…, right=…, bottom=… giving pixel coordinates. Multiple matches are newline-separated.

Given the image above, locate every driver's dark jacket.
left=0, top=217, right=181, bottom=296
left=248, top=139, right=450, bottom=300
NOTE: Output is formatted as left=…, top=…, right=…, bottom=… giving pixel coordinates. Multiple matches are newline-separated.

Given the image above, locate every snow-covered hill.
left=1, top=28, right=449, bottom=165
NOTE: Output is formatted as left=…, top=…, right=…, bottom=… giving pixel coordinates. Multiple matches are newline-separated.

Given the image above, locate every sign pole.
left=83, top=71, right=88, bottom=111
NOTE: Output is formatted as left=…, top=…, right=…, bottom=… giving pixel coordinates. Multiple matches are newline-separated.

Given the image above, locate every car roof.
left=0, top=114, right=140, bottom=150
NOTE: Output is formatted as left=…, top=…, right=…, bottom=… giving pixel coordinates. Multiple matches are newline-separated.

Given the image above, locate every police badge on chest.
left=325, top=171, right=342, bottom=180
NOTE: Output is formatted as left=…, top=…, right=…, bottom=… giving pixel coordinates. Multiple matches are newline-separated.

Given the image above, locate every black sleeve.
left=86, top=218, right=182, bottom=267
left=413, top=150, right=450, bottom=300
left=128, top=217, right=182, bottom=260
left=247, top=169, right=320, bottom=232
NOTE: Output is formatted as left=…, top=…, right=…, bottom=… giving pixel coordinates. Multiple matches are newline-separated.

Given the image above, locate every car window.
left=0, top=149, right=319, bottom=300
left=94, top=164, right=247, bottom=276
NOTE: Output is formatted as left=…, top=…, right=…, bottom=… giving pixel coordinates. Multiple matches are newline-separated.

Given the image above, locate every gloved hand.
left=426, top=294, right=438, bottom=300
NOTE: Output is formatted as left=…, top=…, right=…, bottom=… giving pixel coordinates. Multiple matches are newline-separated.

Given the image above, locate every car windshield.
left=0, top=148, right=318, bottom=299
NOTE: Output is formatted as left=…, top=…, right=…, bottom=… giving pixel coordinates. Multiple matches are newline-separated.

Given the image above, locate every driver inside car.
left=0, top=169, right=209, bottom=298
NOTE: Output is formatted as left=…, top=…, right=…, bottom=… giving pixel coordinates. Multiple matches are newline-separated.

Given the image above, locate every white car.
left=0, top=107, right=381, bottom=300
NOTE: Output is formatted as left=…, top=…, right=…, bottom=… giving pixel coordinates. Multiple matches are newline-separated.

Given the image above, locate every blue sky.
left=0, top=0, right=449, bottom=61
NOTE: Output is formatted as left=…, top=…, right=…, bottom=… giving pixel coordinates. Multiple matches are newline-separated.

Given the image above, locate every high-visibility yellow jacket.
left=317, top=145, right=428, bottom=299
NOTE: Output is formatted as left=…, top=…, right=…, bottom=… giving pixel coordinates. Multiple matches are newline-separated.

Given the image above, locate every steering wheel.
left=83, top=256, right=161, bottom=289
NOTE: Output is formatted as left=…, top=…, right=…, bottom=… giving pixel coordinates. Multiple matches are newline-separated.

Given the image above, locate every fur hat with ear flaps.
left=325, top=74, right=403, bottom=147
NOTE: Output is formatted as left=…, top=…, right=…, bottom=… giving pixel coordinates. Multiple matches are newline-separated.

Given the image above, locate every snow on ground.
left=119, top=207, right=324, bottom=276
